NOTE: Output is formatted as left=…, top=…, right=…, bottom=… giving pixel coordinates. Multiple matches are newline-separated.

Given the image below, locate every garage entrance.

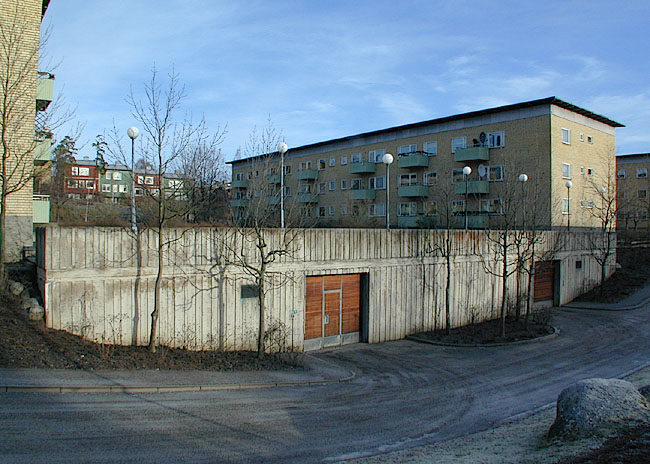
left=305, top=274, right=364, bottom=351
left=534, top=260, right=559, bottom=306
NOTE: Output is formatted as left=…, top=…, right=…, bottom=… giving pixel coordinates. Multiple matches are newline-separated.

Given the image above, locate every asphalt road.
left=2, top=305, right=650, bottom=463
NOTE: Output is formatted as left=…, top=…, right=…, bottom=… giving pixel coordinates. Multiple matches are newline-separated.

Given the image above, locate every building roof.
left=617, top=153, right=650, bottom=163
left=229, top=96, right=625, bottom=166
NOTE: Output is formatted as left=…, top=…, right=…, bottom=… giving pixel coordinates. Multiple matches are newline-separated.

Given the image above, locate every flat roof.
left=229, top=96, right=624, bottom=165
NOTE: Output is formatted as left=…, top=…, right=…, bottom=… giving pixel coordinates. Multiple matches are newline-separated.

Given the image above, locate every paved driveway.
left=2, top=306, right=650, bottom=463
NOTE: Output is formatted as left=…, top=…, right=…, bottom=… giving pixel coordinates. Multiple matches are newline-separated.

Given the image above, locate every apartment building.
left=230, top=97, right=623, bottom=229
left=0, top=0, right=53, bottom=261
left=616, top=153, right=650, bottom=234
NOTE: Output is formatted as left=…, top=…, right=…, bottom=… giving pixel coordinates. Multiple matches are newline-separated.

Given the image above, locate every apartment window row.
left=101, top=184, right=129, bottom=193
left=67, top=180, right=95, bottom=189
left=70, top=166, right=91, bottom=176
left=563, top=128, right=596, bottom=146
left=105, top=171, right=123, bottom=181
left=451, top=131, right=505, bottom=153
left=452, top=165, right=503, bottom=183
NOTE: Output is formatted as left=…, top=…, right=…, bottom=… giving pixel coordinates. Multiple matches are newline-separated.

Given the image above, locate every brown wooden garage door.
left=534, top=261, right=555, bottom=302
left=305, top=274, right=361, bottom=350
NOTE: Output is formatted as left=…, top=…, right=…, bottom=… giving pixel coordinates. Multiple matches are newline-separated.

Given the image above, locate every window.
left=451, top=200, right=465, bottom=214
left=587, top=200, right=594, bottom=209
left=424, top=171, right=437, bottom=185
left=617, top=170, right=626, bottom=179
left=452, top=168, right=465, bottom=183
left=300, top=161, right=312, bottom=170
left=562, top=198, right=571, bottom=214
left=451, top=137, right=466, bottom=153
left=328, top=205, right=335, bottom=216
left=318, top=159, right=326, bottom=170
left=71, top=166, right=79, bottom=176
left=423, top=141, right=437, bottom=156
left=369, top=149, right=385, bottom=163
left=300, top=207, right=312, bottom=217
left=85, top=180, right=94, bottom=189
left=340, top=179, right=348, bottom=190
left=369, top=176, right=385, bottom=190
left=369, top=203, right=386, bottom=217
left=580, top=133, right=584, bottom=142
left=137, top=175, right=144, bottom=184
left=580, top=200, right=586, bottom=208
left=587, top=136, right=594, bottom=144
left=329, top=181, right=335, bottom=191
left=101, top=184, right=111, bottom=193
left=113, top=172, right=122, bottom=180
left=329, top=158, right=336, bottom=167
left=586, top=168, right=594, bottom=176
left=341, top=155, right=348, bottom=166
left=399, top=173, right=417, bottom=186
left=398, top=144, right=417, bottom=155
left=255, top=170, right=259, bottom=177
left=351, top=178, right=362, bottom=190
left=488, top=165, right=503, bottom=182
left=235, top=173, right=242, bottom=181
left=488, top=131, right=505, bottom=148
left=637, top=168, right=648, bottom=178
left=351, top=204, right=361, bottom=217
left=144, top=176, right=154, bottom=185
left=398, top=202, right=417, bottom=217
left=119, top=185, right=128, bottom=193
left=562, top=163, right=571, bottom=179
left=479, top=198, right=503, bottom=215
left=561, top=128, right=571, bottom=144
left=317, top=207, right=326, bottom=217
left=317, top=182, right=326, bottom=194
left=425, top=201, right=438, bottom=216
left=284, top=186, right=291, bottom=196
left=341, top=205, right=348, bottom=215
left=299, top=183, right=312, bottom=193
left=351, top=153, right=361, bottom=164
left=576, top=260, right=583, bottom=269
left=79, top=167, right=90, bottom=176
left=135, top=188, right=144, bottom=196
left=112, top=184, right=118, bottom=193
left=283, top=164, right=292, bottom=175
left=638, top=190, right=648, bottom=200
left=105, top=172, right=111, bottom=180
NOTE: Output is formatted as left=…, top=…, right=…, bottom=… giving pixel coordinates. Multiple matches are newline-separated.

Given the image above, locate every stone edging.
left=406, top=325, right=559, bottom=348
left=562, top=295, right=650, bottom=312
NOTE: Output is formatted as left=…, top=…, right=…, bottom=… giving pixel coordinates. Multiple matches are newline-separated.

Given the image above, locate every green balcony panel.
left=398, top=185, right=429, bottom=197
left=468, top=215, right=489, bottom=229
left=36, top=74, right=54, bottom=111
left=397, top=215, right=422, bottom=228
left=267, top=174, right=281, bottom=184
left=231, top=179, right=249, bottom=189
left=231, top=198, right=249, bottom=208
left=296, top=192, right=319, bottom=203
left=349, top=161, right=376, bottom=174
left=266, top=196, right=281, bottom=206
left=455, top=180, right=490, bottom=195
left=297, top=169, right=318, bottom=181
left=454, top=146, right=489, bottom=162
left=33, top=195, right=50, bottom=224
left=349, top=189, right=376, bottom=200
left=397, top=154, right=429, bottom=168
left=33, top=137, right=52, bottom=163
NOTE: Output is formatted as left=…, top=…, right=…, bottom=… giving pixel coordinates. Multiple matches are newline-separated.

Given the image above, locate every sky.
left=43, top=0, right=650, bottom=163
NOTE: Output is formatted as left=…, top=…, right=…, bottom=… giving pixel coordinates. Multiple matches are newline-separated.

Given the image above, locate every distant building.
left=616, top=153, right=650, bottom=234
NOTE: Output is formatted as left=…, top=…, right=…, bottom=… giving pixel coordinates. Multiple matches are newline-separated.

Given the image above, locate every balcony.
left=455, top=146, right=489, bottom=162
left=398, top=184, right=429, bottom=197
left=398, top=154, right=429, bottom=168
left=267, top=173, right=281, bottom=184
left=231, top=198, right=249, bottom=208
left=33, top=195, right=50, bottom=224
left=296, top=192, right=319, bottom=203
left=349, top=161, right=376, bottom=174
left=36, top=72, right=54, bottom=111
left=231, top=179, right=249, bottom=189
left=266, top=196, right=281, bottom=206
left=454, top=180, right=490, bottom=195
left=453, top=214, right=489, bottom=229
left=296, top=169, right=318, bottom=181
left=397, top=215, right=422, bottom=228
left=349, top=189, right=376, bottom=201
left=33, top=136, right=52, bottom=163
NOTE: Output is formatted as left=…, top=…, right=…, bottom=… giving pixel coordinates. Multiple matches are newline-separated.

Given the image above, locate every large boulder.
left=549, top=378, right=650, bottom=439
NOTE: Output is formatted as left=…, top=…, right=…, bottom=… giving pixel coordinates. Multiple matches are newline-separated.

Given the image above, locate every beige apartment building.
left=0, top=0, right=53, bottom=262
left=230, top=98, right=622, bottom=230
left=616, top=153, right=650, bottom=235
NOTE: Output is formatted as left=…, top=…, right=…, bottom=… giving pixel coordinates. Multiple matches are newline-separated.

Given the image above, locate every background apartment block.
left=616, top=153, right=650, bottom=234
left=0, top=0, right=53, bottom=261
left=230, top=97, right=622, bottom=230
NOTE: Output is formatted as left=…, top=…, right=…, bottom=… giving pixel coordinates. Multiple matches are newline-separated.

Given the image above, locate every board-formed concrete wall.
left=36, top=226, right=613, bottom=351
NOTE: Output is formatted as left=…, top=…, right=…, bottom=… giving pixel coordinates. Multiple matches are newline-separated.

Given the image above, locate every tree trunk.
left=148, top=227, right=164, bottom=353
left=257, top=275, right=265, bottom=358
left=445, top=254, right=451, bottom=335
left=500, top=234, right=508, bottom=338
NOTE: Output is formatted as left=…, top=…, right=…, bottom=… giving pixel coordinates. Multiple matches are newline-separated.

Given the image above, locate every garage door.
left=534, top=261, right=555, bottom=302
left=305, top=274, right=361, bottom=351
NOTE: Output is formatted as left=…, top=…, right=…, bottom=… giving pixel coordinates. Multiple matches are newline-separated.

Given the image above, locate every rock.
left=9, top=281, right=24, bottom=296
left=21, top=297, right=40, bottom=311
left=549, top=378, right=650, bottom=439
left=28, top=305, right=44, bottom=321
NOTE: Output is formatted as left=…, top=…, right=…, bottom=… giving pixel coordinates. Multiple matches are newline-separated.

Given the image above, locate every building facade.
left=0, top=0, right=53, bottom=261
left=230, top=97, right=622, bottom=230
left=616, top=153, right=650, bottom=236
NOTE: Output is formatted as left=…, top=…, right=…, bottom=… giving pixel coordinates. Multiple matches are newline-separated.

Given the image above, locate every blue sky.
left=44, top=0, right=650, bottom=162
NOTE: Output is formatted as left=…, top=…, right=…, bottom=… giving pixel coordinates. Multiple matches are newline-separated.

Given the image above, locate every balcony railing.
left=398, top=184, right=429, bottom=197
left=33, top=136, right=52, bottom=163
left=267, top=173, right=281, bottom=184
left=296, top=192, right=319, bottom=203
left=397, top=215, right=422, bottom=228
left=397, top=154, right=429, bottom=168
left=36, top=72, right=54, bottom=111
left=455, top=146, right=489, bottom=162
left=296, top=169, right=318, bottom=181
left=349, top=189, right=376, bottom=200
left=231, top=179, right=249, bottom=189
left=454, top=180, right=490, bottom=195
left=266, top=196, right=281, bottom=206
left=33, top=195, right=50, bottom=224
left=231, top=198, right=249, bottom=208
left=349, top=161, right=376, bottom=174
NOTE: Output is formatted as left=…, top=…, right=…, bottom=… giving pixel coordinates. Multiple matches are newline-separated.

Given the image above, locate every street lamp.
left=599, top=186, right=606, bottom=212
left=519, top=173, right=528, bottom=230
left=127, top=126, right=139, bottom=234
left=277, top=141, right=288, bottom=229
left=565, top=180, right=573, bottom=231
left=382, top=153, right=394, bottom=230
left=463, top=166, right=472, bottom=230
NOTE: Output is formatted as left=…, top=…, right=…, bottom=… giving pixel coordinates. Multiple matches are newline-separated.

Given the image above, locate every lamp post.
left=565, top=180, right=572, bottom=231
left=599, top=186, right=606, bottom=213
left=463, top=166, right=472, bottom=230
left=277, top=141, right=288, bottom=229
left=127, top=126, right=140, bottom=233
left=382, top=153, right=394, bottom=230
left=519, top=173, right=528, bottom=229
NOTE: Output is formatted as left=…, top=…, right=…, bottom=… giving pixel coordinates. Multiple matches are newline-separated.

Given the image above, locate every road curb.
left=406, top=326, right=559, bottom=348
left=561, top=295, right=650, bottom=312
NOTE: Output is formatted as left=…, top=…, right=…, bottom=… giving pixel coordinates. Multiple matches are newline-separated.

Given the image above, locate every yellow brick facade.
left=231, top=98, right=621, bottom=231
